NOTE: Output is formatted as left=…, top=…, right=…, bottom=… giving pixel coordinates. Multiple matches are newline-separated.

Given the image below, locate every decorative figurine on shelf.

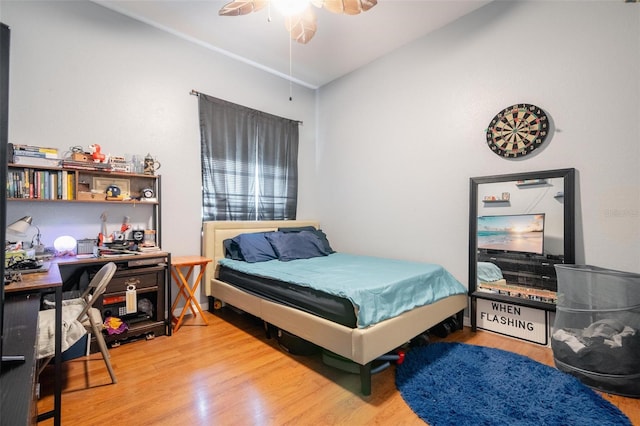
left=98, top=211, right=111, bottom=246
left=121, top=216, right=131, bottom=234
left=88, top=144, right=107, bottom=163
left=140, top=187, right=157, bottom=202
left=132, top=229, right=144, bottom=244
left=143, top=153, right=161, bottom=175
left=105, top=184, right=123, bottom=201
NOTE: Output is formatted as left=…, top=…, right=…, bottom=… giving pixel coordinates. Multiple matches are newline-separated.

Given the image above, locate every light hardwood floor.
left=37, top=309, right=639, bottom=425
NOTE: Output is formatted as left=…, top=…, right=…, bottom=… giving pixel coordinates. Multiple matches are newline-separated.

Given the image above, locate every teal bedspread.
left=218, top=253, right=466, bottom=328
left=477, top=261, right=504, bottom=283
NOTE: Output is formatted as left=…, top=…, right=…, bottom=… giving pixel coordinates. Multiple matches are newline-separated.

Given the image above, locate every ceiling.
left=92, top=1, right=491, bottom=89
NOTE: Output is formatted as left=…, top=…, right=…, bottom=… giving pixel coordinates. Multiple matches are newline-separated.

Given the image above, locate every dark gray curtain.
left=198, top=94, right=298, bottom=221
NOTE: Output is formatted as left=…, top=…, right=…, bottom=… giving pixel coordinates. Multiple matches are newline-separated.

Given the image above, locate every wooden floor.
left=38, top=308, right=639, bottom=425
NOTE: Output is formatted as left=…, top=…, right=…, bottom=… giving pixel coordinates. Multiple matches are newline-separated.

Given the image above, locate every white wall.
left=1, top=1, right=318, bottom=299
left=317, top=1, right=640, bottom=283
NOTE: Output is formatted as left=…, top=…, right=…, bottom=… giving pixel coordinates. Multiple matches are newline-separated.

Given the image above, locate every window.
left=198, top=94, right=299, bottom=221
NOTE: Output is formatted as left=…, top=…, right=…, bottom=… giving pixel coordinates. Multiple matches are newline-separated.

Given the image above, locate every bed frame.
left=202, top=220, right=467, bottom=395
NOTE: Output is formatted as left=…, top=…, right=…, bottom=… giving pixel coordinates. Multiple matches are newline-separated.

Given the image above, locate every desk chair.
left=37, top=262, right=118, bottom=384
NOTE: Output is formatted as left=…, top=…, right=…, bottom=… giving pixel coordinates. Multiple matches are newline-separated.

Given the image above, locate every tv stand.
left=472, top=250, right=566, bottom=344
left=478, top=251, right=563, bottom=294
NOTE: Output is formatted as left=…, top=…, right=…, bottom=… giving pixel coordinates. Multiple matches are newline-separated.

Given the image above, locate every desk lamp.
left=7, top=215, right=44, bottom=254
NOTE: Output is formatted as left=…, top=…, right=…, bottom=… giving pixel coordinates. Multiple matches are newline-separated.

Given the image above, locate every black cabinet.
left=58, top=254, right=170, bottom=351
left=99, top=262, right=168, bottom=347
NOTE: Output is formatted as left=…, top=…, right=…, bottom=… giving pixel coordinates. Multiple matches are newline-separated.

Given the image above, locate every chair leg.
left=37, top=356, right=53, bottom=376
left=88, top=318, right=117, bottom=384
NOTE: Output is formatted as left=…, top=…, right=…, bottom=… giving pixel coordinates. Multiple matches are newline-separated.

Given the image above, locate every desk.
left=170, top=256, right=212, bottom=333
left=2, top=264, right=63, bottom=426
left=1, top=293, right=40, bottom=425
left=2, top=253, right=170, bottom=425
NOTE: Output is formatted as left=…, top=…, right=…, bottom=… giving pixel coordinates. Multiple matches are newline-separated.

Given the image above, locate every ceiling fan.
left=219, top=0, right=378, bottom=44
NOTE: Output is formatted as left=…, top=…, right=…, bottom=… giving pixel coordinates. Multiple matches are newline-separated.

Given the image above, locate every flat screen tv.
left=477, top=213, right=545, bottom=256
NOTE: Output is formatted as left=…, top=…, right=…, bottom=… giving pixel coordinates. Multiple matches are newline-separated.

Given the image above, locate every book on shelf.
left=11, top=155, right=61, bottom=167
left=13, top=149, right=59, bottom=159
left=61, top=159, right=112, bottom=171
left=8, top=143, right=59, bottom=159
left=9, top=143, right=59, bottom=154
left=98, top=247, right=141, bottom=256
left=6, top=168, right=77, bottom=200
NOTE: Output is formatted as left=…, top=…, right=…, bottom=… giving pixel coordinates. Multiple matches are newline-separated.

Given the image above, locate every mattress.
left=218, top=265, right=358, bottom=327
left=218, top=253, right=467, bottom=328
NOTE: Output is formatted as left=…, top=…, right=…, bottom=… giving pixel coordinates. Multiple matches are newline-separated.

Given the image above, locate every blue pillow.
left=233, top=232, right=278, bottom=263
left=223, top=238, right=244, bottom=261
left=265, top=231, right=331, bottom=262
left=278, top=226, right=335, bottom=254
left=278, top=226, right=316, bottom=233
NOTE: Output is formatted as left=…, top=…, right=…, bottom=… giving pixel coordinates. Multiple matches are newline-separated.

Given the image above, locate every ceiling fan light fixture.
left=273, top=0, right=310, bottom=16
left=218, top=0, right=376, bottom=44
left=285, top=7, right=317, bottom=43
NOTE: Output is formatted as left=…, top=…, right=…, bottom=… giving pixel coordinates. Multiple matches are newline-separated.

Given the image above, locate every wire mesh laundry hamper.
left=551, top=264, right=640, bottom=397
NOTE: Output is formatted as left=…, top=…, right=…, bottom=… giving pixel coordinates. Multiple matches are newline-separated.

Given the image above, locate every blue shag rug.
left=396, top=342, right=631, bottom=426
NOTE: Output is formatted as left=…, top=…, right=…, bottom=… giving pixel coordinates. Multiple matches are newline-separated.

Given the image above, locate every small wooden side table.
left=170, top=255, right=213, bottom=333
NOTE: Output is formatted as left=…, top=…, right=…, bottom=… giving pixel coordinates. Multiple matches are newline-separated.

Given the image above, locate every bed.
left=202, top=220, right=468, bottom=395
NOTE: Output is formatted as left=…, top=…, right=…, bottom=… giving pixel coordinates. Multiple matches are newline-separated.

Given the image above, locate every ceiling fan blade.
left=285, top=7, right=317, bottom=44
left=319, top=0, right=344, bottom=14
left=343, top=0, right=363, bottom=15
left=317, top=0, right=377, bottom=15
left=360, top=0, right=377, bottom=12
left=219, top=0, right=267, bottom=16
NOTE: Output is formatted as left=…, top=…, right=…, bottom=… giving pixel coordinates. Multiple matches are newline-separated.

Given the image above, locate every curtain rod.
left=190, top=89, right=303, bottom=125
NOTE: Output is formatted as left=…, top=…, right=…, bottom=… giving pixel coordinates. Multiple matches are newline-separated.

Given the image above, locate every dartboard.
left=486, top=104, right=549, bottom=158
